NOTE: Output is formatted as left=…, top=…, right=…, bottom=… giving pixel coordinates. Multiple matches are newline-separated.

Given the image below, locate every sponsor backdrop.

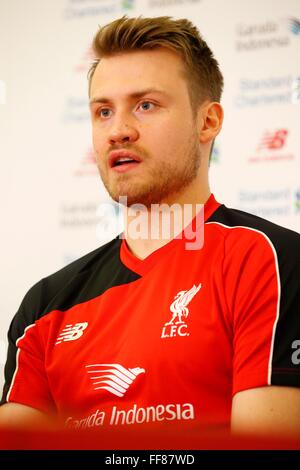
left=0, top=0, right=299, bottom=391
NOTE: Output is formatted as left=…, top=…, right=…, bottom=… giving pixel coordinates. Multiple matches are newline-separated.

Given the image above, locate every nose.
left=108, top=114, right=139, bottom=145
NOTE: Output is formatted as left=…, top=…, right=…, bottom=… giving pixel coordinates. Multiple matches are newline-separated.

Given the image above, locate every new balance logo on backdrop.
left=161, top=283, right=202, bottom=339
left=86, top=363, right=145, bottom=397
left=55, top=322, right=88, bottom=345
left=257, top=129, right=288, bottom=151
left=249, top=128, right=294, bottom=163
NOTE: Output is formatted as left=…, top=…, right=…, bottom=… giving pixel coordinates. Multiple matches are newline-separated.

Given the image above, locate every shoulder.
left=13, top=237, right=122, bottom=327
left=207, top=203, right=300, bottom=259
left=208, top=205, right=300, bottom=390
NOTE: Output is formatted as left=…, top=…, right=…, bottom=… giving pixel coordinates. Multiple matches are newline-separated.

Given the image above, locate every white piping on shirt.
left=6, top=323, right=36, bottom=402
left=206, top=221, right=281, bottom=385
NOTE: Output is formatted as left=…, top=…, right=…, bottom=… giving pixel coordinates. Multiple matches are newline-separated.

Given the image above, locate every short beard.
left=98, top=136, right=202, bottom=208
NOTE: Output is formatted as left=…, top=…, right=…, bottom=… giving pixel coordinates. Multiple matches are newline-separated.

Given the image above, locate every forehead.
left=90, top=48, right=188, bottom=99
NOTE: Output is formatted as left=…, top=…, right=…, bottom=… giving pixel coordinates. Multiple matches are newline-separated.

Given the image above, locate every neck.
left=123, top=177, right=210, bottom=260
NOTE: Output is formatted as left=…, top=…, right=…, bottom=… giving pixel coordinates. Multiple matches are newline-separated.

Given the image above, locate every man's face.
left=89, top=47, right=202, bottom=207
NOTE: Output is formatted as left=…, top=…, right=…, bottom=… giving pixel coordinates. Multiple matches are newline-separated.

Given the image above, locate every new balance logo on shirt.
left=55, top=322, right=88, bottom=344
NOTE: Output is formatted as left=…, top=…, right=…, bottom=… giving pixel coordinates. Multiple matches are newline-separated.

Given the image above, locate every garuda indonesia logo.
left=86, top=363, right=145, bottom=397
left=161, top=283, right=202, bottom=339
left=295, top=189, right=300, bottom=213
left=121, top=0, right=134, bottom=11
left=287, top=17, right=300, bottom=36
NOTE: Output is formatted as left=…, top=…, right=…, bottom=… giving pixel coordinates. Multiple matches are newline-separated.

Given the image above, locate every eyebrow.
left=89, top=88, right=169, bottom=105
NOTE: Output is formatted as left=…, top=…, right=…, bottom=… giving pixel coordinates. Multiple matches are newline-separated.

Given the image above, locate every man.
left=0, top=15, right=300, bottom=440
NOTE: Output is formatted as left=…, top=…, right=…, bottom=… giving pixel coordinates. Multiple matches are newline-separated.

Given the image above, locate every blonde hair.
left=88, top=15, right=224, bottom=110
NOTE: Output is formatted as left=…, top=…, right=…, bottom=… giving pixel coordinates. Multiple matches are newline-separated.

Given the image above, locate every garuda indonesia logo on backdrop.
left=210, top=142, right=220, bottom=164
left=121, top=0, right=134, bottom=10
left=292, top=77, right=300, bottom=103
left=295, top=190, right=300, bottom=213
left=287, top=18, right=300, bottom=35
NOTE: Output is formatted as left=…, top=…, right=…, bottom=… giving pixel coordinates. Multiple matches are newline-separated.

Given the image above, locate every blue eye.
left=139, top=101, right=154, bottom=111
left=98, top=108, right=112, bottom=118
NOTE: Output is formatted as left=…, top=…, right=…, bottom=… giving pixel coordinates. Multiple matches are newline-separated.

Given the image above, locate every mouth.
left=108, top=150, right=142, bottom=173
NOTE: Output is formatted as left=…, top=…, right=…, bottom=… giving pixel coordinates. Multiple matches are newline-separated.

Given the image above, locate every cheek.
left=92, top=138, right=104, bottom=168
left=92, top=128, right=104, bottom=153
left=145, top=117, right=179, bottom=143
left=160, top=113, right=191, bottom=138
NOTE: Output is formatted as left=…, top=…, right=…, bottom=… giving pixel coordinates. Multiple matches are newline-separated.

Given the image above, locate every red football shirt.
left=2, top=194, right=300, bottom=435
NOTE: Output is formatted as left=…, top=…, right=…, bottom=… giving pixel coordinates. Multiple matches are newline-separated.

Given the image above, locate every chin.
left=109, top=192, right=153, bottom=208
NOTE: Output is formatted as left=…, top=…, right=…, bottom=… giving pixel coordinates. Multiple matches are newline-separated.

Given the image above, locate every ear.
left=198, top=101, right=224, bottom=144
